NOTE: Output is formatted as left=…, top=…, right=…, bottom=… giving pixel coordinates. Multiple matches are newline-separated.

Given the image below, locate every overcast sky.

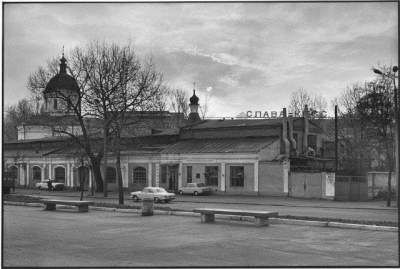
left=3, top=2, right=398, bottom=117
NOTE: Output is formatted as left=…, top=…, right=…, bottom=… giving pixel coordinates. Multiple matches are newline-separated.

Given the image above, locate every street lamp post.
left=373, top=66, right=399, bottom=208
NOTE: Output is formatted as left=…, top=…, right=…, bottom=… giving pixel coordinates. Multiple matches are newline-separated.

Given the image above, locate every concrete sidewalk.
left=14, top=187, right=397, bottom=210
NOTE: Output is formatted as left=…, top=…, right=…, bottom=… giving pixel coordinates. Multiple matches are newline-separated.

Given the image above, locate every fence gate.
left=335, top=176, right=368, bottom=201
left=288, top=172, right=324, bottom=199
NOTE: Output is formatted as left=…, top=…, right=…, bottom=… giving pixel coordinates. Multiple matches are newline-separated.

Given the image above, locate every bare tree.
left=199, top=92, right=210, bottom=119
left=27, top=58, right=59, bottom=114
left=4, top=98, right=36, bottom=141
left=289, top=88, right=328, bottom=117
left=335, top=66, right=397, bottom=206
left=107, top=57, right=165, bottom=204
left=169, top=88, right=189, bottom=118
left=27, top=41, right=167, bottom=200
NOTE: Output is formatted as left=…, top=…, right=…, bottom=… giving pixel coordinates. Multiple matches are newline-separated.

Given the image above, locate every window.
left=307, top=135, right=317, bottom=150
left=186, top=166, right=192, bottom=183
left=205, top=166, right=218, bottom=186
left=230, top=166, right=244, bottom=187
left=161, top=166, right=167, bottom=184
left=133, top=167, right=147, bottom=184
left=106, top=167, right=116, bottom=183
left=32, top=166, right=41, bottom=181
left=8, top=166, right=18, bottom=179
left=293, top=133, right=298, bottom=145
left=54, top=99, right=58, bottom=110
left=54, top=167, right=65, bottom=183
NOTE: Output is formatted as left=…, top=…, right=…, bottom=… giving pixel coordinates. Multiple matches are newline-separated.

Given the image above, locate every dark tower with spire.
left=59, top=54, right=67, bottom=74
left=188, top=88, right=201, bottom=122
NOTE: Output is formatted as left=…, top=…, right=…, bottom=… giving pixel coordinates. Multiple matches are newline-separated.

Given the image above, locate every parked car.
left=130, top=187, right=176, bottom=203
left=35, top=179, right=65, bottom=191
left=178, top=182, right=212, bottom=196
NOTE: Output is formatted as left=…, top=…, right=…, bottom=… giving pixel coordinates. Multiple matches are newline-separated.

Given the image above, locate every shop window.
left=106, top=167, right=116, bottom=183
left=161, top=166, right=167, bottom=184
left=187, top=166, right=192, bottom=183
left=32, top=166, right=41, bottom=181
left=133, top=167, right=147, bottom=184
left=230, top=166, right=244, bottom=187
left=54, top=167, right=65, bottom=183
left=205, top=166, right=218, bottom=186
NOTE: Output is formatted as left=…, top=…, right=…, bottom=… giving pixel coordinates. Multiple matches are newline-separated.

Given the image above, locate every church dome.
left=44, top=56, right=79, bottom=94
left=190, top=90, right=199, bottom=105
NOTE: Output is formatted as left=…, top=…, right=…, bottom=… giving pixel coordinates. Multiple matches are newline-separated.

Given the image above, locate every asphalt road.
left=3, top=205, right=398, bottom=267
left=27, top=191, right=398, bottom=223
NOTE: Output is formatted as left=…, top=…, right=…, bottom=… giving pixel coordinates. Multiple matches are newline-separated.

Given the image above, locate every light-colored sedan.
left=130, top=187, right=176, bottom=203
left=178, top=182, right=212, bottom=196
left=35, top=179, right=65, bottom=191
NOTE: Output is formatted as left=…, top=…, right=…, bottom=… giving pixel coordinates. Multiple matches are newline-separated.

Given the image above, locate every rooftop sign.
left=239, top=110, right=301, bottom=119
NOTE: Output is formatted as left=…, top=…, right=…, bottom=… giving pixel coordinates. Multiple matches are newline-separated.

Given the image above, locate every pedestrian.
left=47, top=180, right=53, bottom=192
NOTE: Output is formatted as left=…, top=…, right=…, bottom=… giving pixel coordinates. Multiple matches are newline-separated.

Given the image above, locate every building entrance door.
left=168, top=165, right=179, bottom=192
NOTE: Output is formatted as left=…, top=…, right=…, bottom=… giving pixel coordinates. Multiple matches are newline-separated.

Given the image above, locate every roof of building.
left=161, top=137, right=278, bottom=154
left=20, top=114, right=82, bottom=126
left=44, top=73, right=80, bottom=94
left=183, top=119, right=283, bottom=130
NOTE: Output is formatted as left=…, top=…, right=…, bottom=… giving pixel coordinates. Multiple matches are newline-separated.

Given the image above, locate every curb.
left=4, top=201, right=43, bottom=207
left=271, top=218, right=329, bottom=227
left=4, top=201, right=397, bottom=232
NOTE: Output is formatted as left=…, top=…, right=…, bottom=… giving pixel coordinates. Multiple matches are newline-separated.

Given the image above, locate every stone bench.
left=42, top=199, right=94, bottom=212
left=193, top=208, right=278, bottom=226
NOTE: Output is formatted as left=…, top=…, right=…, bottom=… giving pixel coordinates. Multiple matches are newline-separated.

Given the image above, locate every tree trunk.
left=90, top=157, right=103, bottom=192
left=385, top=139, right=393, bottom=207
left=102, top=130, right=108, bottom=198
left=79, top=166, right=84, bottom=201
left=116, top=149, right=124, bottom=205
left=387, top=171, right=392, bottom=207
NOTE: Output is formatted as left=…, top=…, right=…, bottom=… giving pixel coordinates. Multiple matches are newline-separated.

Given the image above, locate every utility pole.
left=335, top=105, right=338, bottom=173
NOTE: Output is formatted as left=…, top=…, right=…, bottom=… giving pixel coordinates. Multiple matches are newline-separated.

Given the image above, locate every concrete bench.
left=193, top=208, right=278, bottom=226
left=42, top=199, right=94, bottom=212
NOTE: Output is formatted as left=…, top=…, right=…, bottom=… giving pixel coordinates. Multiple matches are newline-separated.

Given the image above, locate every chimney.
left=281, top=108, right=290, bottom=157
left=287, top=113, right=297, bottom=156
left=188, top=90, right=201, bottom=122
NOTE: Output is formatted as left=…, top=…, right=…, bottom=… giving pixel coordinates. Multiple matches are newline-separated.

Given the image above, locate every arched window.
left=133, top=167, right=146, bottom=184
left=32, top=166, right=41, bottom=181
left=106, top=167, right=116, bottom=183
left=54, top=166, right=65, bottom=183
left=8, top=166, right=18, bottom=179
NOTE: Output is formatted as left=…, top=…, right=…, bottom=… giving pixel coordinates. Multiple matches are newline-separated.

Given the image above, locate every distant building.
left=4, top=55, right=334, bottom=196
